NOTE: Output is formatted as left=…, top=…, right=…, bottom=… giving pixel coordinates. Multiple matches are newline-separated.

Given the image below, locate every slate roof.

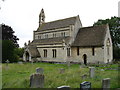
left=37, top=16, right=78, bottom=31
left=28, top=46, right=40, bottom=58
left=31, top=36, right=71, bottom=45
left=72, top=24, right=108, bottom=47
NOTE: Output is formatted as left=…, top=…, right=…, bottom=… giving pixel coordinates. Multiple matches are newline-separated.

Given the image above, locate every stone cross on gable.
left=5, top=60, right=10, bottom=68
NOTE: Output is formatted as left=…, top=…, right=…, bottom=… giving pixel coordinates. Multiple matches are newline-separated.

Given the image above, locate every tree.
left=14, top=48, right=24, bottom=58
left=2, top=24, right=19, bottom=47
left=93, top=16, right=120, bottom=60
left=2, top=24, right=19, bottom=63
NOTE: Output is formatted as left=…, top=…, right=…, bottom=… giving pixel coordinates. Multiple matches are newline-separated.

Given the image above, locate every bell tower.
left=39, top=8, right=45, bottom=27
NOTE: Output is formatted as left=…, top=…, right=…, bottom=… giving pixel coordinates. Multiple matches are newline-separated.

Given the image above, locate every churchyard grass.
left=2, top=62, right=119, bottom=88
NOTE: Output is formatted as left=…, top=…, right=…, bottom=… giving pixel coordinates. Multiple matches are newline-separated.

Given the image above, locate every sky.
left=0, top=0, right=119, bottom=47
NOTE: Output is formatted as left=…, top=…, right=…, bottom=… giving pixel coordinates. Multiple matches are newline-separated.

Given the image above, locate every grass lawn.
left=2, top=62, right=119, bottom=88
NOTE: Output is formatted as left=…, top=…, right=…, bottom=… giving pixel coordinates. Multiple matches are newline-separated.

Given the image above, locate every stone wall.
left=37, top=45, right=67, bottom=62
left=103, top=26, right=113, bottom=63
left=71, top=47, right=104, bottom=63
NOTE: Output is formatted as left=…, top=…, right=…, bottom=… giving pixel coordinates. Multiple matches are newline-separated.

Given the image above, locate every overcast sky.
left=0, top=0, right=119, bottom=47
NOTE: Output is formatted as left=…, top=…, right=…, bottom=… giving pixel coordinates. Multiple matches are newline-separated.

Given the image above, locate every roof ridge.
left=44, top=15, right=78, bottom=24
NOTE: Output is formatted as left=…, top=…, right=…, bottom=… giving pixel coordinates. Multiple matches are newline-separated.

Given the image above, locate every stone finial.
left=28, top=40, right=30, bottom=45
left=24, top=42, right=27, bottom=47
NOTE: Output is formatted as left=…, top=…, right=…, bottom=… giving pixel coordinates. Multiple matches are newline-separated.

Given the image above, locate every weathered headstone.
left=66, top=61, right=71, bottom=67
left=81, top=74, right=87, bottom=79
left=80, top=81, right=91, bottom=90
left=102, top=78, right=110, bottom=89
left=59, top=68, right=65, bottom=74
left=5, top=60, right=9, bottom=66
left=89, top=67, right=95, bottom=78
left=18, top=61, right=23, bottom=64
left=80, top=62, right=86, bottom=68
left=31, top=60, right=34, bottom=64
left=36, top=68, right=44, bottom=74
left=57, top=85, right=70, bottom=90
left=30, top=73, right=44, bottom=88
left=101, top=69, right=104, bottom=71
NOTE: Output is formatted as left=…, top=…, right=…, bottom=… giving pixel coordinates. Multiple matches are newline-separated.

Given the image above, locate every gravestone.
left=81, top=74, right=87, bottom=79
left=102, top=78, right=110, bottom=89
left=5, top=60, right=9, bottom=66
left=89, top=67, right=95, bottom=78
left=31, top=60, right=34, bottom=64
left=57, top=85, right=70, bottom=90
left=101, top=69, right=104, bottom=71
left=80, top=62, right=86, bottom=68
left=59, top=68, right=65, bottom=74
left=5, top=60, right=9, bottom=69
left=36, top=68, right=44, bottom=74
left=66, top=61, right=71, bottom=67
left=18, top=61, right=23, bottom=64
left=80, top=81, right=91, bottom=90
left=30, top=73, right=44, bottom=88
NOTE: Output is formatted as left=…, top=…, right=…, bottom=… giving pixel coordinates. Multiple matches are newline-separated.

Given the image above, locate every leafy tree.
left=93, top=16, right=120, bottom=60
left=2, top=24, right=19, bottom=47
left=2, top=24, right=19, bottom=63
left=2, top=40, right=19, bottom=63
left=14, top=48, right=24, bottom=58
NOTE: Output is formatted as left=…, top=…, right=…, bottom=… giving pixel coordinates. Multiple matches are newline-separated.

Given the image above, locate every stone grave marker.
left=5, top=60, right=9, bottom=69
left=89, top=67, right=95, bottom=78
left=5, top=60, right=9, bottom=66
left=36, top=67, right=44, bottom=74
left=59, top=68, right=65, bottom=74
left=101, top=69, right=104, bottom=71
left=66, top=61, right=71, bottom=67
left=18, top=61, right=23, bottom=64
left=81, top=74, right=87, bottom=79
left=80, top=62, right=86, bottom=68
left=102, top=78, right=110, bottom=89
left=30, top=73, right=44, bottom=88
left=80, top=81, right=91, bottom=90
left=57, top=85, right=70, bottom=90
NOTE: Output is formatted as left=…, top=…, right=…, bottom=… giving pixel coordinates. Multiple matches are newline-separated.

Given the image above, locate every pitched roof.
left=28, top=46, right=40, bottom=58
left=72, top=24, right=108, bottom=47
left=37, top=16, right=78, bottom=31
left=31, top=36, right=71, bottom=45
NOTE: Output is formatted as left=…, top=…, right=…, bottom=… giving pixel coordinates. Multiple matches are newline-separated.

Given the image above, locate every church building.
left=23, top=9, right=113, bottom=64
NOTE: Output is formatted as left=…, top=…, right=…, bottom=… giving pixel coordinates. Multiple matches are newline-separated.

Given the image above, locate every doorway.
left=25, top=52, right=29, bottom=62
left=83, top=54, right=87, bottom=65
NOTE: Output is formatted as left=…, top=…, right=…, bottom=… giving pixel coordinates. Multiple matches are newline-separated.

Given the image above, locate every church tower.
left=39, top=8, right=45, bottom=27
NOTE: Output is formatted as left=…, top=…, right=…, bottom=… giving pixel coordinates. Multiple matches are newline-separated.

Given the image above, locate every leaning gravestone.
left=30, top=68, right=44, bottom=88
left=80, top=81, right=91, bottom=90
left=102, top=78, right=110, bottom=90
left=89, top=67, right=95, bottom=78
left=36, top=67, right=44, bottom=74
left=30, top=73, right=44, bottom=88
left=57, top=85, right=70, bottom=90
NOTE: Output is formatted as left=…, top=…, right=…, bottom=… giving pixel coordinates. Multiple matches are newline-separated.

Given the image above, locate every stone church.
left=23, top=9, right=113, bottom=64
